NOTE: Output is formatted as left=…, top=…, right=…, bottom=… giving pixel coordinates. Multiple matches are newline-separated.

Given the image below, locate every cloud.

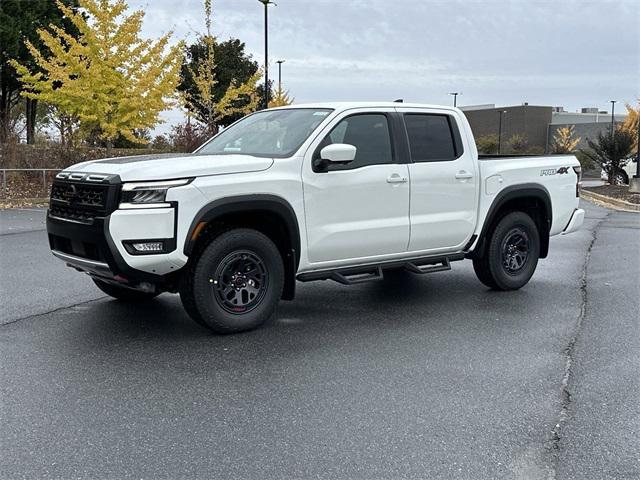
left=128, top=0, right=639, bottom=135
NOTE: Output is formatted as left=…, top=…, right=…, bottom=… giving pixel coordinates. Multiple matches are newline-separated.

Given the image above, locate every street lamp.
left=258, top=0, right=276, bottom=109
left=276, top=59, right=285, bottom=93
left=610, top=100, right=617, bottom=133
left=498, top=110, right=507, bottom=154
left=449, top=92, right=460, bottom=107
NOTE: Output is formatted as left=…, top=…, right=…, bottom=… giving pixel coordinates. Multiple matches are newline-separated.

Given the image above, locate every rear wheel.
left=93, top=278, right=159, bottom=301
left=472, top=211, right=540, bottom=291
left=179, top=228, right=284, bottom=333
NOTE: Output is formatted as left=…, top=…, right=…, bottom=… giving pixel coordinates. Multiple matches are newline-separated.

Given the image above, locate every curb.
left=581, top=189, right=640, bottom=213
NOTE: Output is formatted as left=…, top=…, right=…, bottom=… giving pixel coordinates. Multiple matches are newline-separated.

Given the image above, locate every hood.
left=64, top=153, right=274, bottom=181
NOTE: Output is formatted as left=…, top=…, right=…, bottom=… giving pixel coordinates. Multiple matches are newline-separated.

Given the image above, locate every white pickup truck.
left=48, top=102, right=585, bottom=333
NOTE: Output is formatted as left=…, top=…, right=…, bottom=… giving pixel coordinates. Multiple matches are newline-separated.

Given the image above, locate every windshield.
left=196, top=108, right=333, bottom=157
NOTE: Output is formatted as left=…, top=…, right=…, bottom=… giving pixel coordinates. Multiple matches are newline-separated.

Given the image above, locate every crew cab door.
left=302, top=108, right=410, bottom=265
left=396, top=108, right=479, bottom=252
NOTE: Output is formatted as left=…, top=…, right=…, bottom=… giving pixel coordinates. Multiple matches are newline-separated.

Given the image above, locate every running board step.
left=403, top=258, right=451, bottom=274
left=296, top=253, right=464, bottom=285
left=329, top=266, right=383, bottom=285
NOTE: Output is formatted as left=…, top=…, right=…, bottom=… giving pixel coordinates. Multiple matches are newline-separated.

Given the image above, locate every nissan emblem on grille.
left=62, top=184, right=78, bottom=202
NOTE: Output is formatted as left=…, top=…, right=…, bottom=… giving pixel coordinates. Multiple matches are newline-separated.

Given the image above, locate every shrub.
left=580, top=128, right=634, bottom=184
left=574, top=150, right=596, bottom=171
left=507, top=134, right=529, bottom=154
left=0, top=142, right=171, bottom=169
left=475, top=134, right=499, bottom=154
left=170, top=120, right=210, bottom=153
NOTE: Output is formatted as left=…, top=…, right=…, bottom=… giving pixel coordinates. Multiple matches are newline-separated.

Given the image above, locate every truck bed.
left=478, top=153, right=565, bottom=160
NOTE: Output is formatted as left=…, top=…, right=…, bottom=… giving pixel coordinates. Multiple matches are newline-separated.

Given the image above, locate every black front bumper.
left=47, top=213, right=165, bottom=284
left=47, top=172, right=171, bottom=285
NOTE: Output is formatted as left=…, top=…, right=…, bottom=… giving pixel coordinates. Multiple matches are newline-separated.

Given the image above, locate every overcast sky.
left=127, top=0, right=640, bottom=136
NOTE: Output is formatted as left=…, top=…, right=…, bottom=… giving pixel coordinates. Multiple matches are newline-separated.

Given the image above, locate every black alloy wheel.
left=501, top=228, right=530, bottom=275
left=212, top=250, right=269, bottom=314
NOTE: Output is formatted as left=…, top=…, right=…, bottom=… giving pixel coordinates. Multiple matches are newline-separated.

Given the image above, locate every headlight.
left=119, top=178, right=192, bottom=209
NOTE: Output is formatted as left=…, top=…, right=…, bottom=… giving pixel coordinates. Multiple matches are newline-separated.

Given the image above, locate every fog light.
left=122, top=240, right=169, bottom=255
left=132, top=241, right=164, bottom=252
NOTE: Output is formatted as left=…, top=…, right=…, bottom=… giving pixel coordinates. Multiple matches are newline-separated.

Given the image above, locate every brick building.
left=460, top=104, right=627, bottom=152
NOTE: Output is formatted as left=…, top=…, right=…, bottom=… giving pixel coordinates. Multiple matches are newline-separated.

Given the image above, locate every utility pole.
left=449, top=92, right=459, bottom=107
left=498, top=110, right=507, bottom=154
left=276, top=59, right=285, bottom=93
left=258, top=0, right=276, bottom=109
left=610, top=100, right=617, bottom=133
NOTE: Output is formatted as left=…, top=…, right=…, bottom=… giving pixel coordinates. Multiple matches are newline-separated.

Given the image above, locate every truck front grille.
left=49, top=204, right=97, bottom=224
left=51, top=183, right=106, bottom=208
left=49, top=172, right=121, bottom=223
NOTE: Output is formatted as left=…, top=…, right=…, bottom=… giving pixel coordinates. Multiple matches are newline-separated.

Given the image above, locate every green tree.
left=11, top=0, right=182, bottom=151
left=0, top=0, right=79, bottom=143
left=151, top=134, right=171, bottom=150
left=580, top=128, right=635, bottom=184
left=177, top=0, right=261, bottom=133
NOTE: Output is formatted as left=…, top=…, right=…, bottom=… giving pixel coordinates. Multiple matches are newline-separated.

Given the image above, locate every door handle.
left=455, top=170, right=473, bottom=180
left=387, top=173, right=408, bottom=184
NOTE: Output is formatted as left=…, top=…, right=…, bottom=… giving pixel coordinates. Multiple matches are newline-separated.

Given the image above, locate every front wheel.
left=472, top=211, right=540, bottom=291
left=179, top=228, right=284, bottom=334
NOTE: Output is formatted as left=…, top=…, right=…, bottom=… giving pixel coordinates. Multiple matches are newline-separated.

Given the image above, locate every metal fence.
left=0, top=168, right=62, bottom=200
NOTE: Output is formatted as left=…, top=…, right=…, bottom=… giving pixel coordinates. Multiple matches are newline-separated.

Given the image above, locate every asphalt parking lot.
left=1, top=201, right=638, bottom=479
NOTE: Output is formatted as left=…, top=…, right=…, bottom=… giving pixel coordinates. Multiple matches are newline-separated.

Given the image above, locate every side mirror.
left=320, top=143, right=356, bottom=164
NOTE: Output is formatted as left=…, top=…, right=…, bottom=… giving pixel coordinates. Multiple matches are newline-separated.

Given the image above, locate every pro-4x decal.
left=540, top=166, right=571, bottom=176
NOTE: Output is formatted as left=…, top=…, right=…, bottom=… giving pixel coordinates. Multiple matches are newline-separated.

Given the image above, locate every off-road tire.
left=180, top=228, right=284, bottom=334
left=472, top=258, right=500, bottom=290
left=93, top=278, right=159, bottom=301
left=472, top=211, right=540, bottom=291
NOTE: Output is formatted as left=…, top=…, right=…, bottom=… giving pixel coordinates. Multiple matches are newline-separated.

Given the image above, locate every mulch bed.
left=583, top=185, right=640, bottom=205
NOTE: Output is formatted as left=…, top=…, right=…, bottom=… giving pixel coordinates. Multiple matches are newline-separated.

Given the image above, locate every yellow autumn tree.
left=11, top=0, right=183, bottom=149
left=268, top=86, right=293, bottom=108
left=621, top=99, right=639, bottom=154
left=186, top=0, right=261, bottom=134
left=552, top=125, right=581, bottom=153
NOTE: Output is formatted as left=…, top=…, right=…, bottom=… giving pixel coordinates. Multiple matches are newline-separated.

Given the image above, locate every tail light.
left=573, top=166, right=582, bottom=197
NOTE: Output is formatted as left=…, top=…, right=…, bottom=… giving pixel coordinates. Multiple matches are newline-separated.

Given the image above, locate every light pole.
left=498, top=110, right=507, bottom=154
left=610, top=100, right=617, bottom=133
left=449, top=92, right=459, bottom=107
left=276, top=59, right=285, bottom=93
left=258, top=0, right=276, bottom=109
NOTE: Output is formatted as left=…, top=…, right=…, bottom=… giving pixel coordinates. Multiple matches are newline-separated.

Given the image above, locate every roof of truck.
left=271, top=102, right=459, bottom=112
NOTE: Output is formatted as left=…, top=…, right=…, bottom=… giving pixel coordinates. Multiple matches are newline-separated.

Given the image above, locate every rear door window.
left=404, top=114, right=461, bottom=162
